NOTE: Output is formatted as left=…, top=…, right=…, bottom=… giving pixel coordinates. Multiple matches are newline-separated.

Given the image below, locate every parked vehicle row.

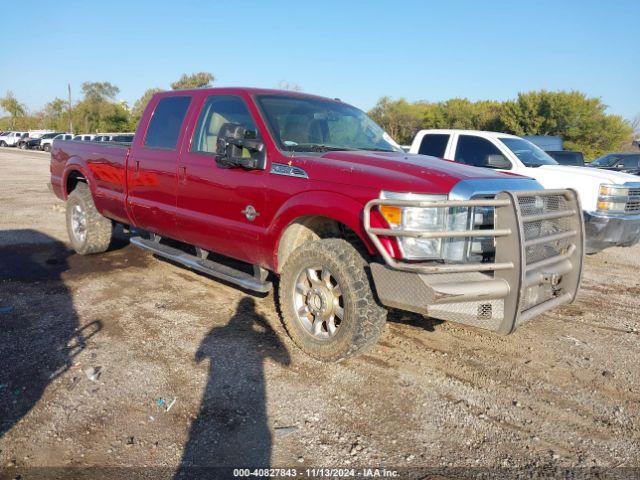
left=0, top=130, right=135, bottom=151
left=0, top=131, right=28, bottom=147
left=589, top=152, right=640, bottom=175
left=50, top=87, right=585, bottom=361
left=22, top=132, right=66, bottom=151
left=93, top=133, right=135, bottom=142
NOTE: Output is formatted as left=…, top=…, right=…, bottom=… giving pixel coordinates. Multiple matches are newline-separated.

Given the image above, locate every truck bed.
left=50, top=139, right=131, bottom=224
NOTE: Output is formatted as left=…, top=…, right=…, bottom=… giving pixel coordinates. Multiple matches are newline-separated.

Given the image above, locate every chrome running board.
left=130, top=236, right=272, bottom=293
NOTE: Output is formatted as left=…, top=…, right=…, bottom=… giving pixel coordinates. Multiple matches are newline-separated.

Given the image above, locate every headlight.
left=598, top=184, right=628, bottom=213
left=379, top=191, right=448, bottom=259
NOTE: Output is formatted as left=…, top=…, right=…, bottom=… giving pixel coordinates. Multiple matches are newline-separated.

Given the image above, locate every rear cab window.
left=144, top=96, right=192, bottom=150
left=418, top=134, right=449, bottom=157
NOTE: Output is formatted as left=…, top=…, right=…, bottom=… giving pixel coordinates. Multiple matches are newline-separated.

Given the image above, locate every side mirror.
left=216, top=123, right=266, bottom=170
left=616, top=164, right=624, bottom=170
left=485, top=154, right=511, bottom=169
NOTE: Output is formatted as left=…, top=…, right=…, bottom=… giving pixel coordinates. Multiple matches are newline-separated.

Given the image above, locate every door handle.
left=131, top=160, right=141, bottom=179
left=179, top=166, right=187, bottom=184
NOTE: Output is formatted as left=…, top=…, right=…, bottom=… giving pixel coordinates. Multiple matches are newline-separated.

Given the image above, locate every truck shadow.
left=174, top=297, right=291, bottom=478
left=386, top=308, right=445, bottom=332
left=0, top=229, right=101, bottom=437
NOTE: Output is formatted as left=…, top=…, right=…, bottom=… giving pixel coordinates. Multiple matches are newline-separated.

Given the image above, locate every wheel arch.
left=62, top=159, right=94, bottom=199
left=270, top=192, right=377, bottom=273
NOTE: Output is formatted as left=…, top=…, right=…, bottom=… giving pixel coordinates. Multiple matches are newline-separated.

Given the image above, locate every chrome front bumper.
left=584, top=211, right=640, bottom=253
left=365, top=190, right=585, bottom=334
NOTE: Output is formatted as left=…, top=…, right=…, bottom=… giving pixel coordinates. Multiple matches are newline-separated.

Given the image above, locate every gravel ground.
left=0, top=147, right=639, bottom=479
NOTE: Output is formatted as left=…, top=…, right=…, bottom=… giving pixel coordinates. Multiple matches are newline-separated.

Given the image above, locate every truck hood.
left=537, top=164, right=640, bottom=185
left=293, top=151, right=527, bottom=195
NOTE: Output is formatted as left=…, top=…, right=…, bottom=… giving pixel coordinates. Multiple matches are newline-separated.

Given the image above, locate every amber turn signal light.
left=379, top=205, right=402, bottom=226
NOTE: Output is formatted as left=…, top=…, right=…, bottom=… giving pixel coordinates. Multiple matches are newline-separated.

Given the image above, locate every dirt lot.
left=0, top=147, right=639, bottom=479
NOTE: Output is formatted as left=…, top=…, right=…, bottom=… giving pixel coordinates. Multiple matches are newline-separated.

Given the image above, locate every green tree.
left=170, top=72, right=215, bottom=90
left=130, top=87, right=163, bottom=128
left=369, top=97, right=504, bottom=144
left=500, top=90, right=633, bottom=158
left=0, top=91, right=26, bottom=129
left=41, top=98, right=69, bottom=131
left=368, top=97, right=426, bottom=144
left=370, top=90, right=632, bottom=158
left=436, top=99, right=504, bottom=131
left=73, top=81, right=131, bottom=133
left=81, top=81, right=120, bottom=102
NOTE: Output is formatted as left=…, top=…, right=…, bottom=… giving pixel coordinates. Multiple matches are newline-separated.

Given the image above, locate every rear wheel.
left=66, top=183, right=112, bottom=254
left=278, top=238, right=387, bottom=362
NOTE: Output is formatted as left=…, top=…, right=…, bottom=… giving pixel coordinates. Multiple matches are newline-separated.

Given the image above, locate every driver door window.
left=454, top=135, right=509, bottom=168
left=192, top=95, right=259, bottom=159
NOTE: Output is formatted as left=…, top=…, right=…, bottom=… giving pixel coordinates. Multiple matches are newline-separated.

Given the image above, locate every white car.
left=42, top=133, right=73, bottom=152
left=410, top=129, right=640, bottom=253
left=0, top=131, right=28, bottom=147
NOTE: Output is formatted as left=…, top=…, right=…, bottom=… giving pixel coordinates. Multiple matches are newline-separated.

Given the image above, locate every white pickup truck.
left=410, top=129, right=640, bottom=253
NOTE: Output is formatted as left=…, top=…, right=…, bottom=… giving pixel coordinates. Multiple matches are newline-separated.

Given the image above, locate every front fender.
left=267, top=190, right=376, bottom=270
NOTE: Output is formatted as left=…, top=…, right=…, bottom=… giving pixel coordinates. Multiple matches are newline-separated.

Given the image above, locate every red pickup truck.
left=50, top=88, right=584, bottom=361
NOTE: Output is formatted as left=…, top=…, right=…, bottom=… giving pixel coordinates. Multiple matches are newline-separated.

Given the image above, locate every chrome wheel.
left=293, top=266, right=344, bottom=340
left=71, top=203, right=87, bottom=243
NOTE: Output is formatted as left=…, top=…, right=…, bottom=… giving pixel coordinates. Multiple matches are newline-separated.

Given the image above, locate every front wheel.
left=66, top=183, right=113, bottom=254
left=278, top=238, right=387, bottom=362
left=0, top=141, right=6, bottom=147
left=43, top=144, right=51, bottom=152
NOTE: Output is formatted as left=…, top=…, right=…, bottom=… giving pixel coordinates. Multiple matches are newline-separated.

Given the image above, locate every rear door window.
left=145, top=96, right=192, bottom=150
left=418, top=134, right=449, bottom=157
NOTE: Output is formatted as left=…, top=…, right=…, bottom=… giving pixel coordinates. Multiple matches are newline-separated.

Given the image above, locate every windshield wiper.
left=284, top=143, right=356, bottom=152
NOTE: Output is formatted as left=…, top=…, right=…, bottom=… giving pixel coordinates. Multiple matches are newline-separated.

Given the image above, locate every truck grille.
left=626, top=201, right=640, bottom=213
left=625, top=187, right=640, bottom=213
left=518, top=194, right=574, bottom=264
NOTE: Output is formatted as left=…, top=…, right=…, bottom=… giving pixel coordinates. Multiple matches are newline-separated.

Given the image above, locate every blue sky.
left=0, top=0, right=638, bottom=120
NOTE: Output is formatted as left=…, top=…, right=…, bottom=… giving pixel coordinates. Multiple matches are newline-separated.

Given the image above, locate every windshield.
left=256, top=95, right=402, bottom=153
left=591, top=154, right=620, bottom=167
left=499, top=137, right=558, bottom=167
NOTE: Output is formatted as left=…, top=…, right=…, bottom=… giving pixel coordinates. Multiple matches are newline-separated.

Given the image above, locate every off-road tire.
left=66, top=182, right=112, bottom=255
left=278, top=238, right=387, bottom=362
